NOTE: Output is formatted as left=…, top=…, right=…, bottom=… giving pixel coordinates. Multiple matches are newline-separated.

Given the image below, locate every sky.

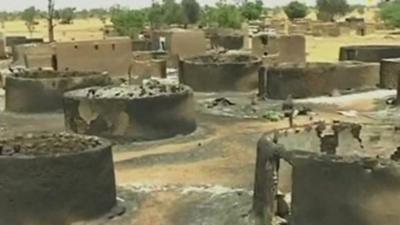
left=2, top=0, right=370, bottom=11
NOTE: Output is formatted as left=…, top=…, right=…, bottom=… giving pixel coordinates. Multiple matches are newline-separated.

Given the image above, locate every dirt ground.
left=1, top=19, right=400, bottom=224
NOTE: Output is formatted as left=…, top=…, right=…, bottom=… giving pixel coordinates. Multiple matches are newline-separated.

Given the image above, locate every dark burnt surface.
left=12, top=70, right=105, bottom=79
left=0, top=132, right=108, bottom=157
left=183, top=54, right=261, bottom=65
left=65, top=80, right=191, bottom=100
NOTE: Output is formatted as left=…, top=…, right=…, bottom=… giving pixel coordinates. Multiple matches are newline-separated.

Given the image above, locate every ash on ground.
left=70, top=79, right=189, bottom=99
left=0, top=133, right=104, bottom=156
left=197, top=92, right=312, bottom=120
left=12, top=70, right=105, bottom=79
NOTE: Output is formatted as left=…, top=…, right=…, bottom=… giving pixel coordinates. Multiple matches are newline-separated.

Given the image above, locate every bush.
left=201, top=1, right=243, bottom=29
left=240, top=0, right=264, bottom=21
left=284, top=1, right=308, bottom=20
left=110, top=7, right=147, bottom=38
left=316, top=0, right=349, bottom=22
left=380, top=0, right=400, bottom=28
left=181, top=0, right=201, bottom=24
left=57, top=7, right=76, bottom=24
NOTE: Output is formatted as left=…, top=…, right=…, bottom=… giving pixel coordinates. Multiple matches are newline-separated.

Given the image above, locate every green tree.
left=316, top=0, right=349, bottom=22
left=284, top=1, right=308, bottom=20
left=203, top=0, right=242, bottom=29
left=148, top=3, right=164, bottom=28
left=162, top=0, right=185, bottom=25
left=181, top=0, right=201, bottom=24
left=110, top=7, right=147, bottom=38
left=89, top=8, right=109, bottom=18
left=57, top=7, right=76, bottom=24
left=22, top=6, right=37, bottom=37
left=240, top=0, right=264, bottom=21
left=380, top=0, right=400, bottom=28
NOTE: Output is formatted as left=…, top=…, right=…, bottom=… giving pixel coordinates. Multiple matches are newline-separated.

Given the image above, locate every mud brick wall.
left=151, top=29, right=207, bottom=68
left=0, top=134, right=116, bottom=225
left=131, top=51, right=167, bottom=78
left=0, top=33, right=6, bottom=58
left=265, top=62, right=379, bottom=99
left=6, top=36, right=43, bottom=47
left=179, top=54, right=262, bottom=92
left=340, top=45, right=400, bottom=62
left=291, top=156, right=400, bottom=225
left=132, top=39, right=153, bottom=51
left=252, top=34, right=306, bottom=64
left=56, top=37, right=132, bottom=75
left=210, top=32, right=244, bottom=50
left=13, top=43, right=55, bottom=67
left=380, top=58, right=400, bottom=89
left=5, top=71, right=111, bottom=113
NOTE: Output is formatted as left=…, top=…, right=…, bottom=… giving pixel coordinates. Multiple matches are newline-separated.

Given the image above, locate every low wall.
left=6, top=36, right=43, bottom=47
left=0, top=133, right=116, bottom=225
left=265, top=62, right=380, bottom=99
left=179, top=53, right=262, bottom=92
left=131, top=51, right=167, bottom=78
left=380, top=58, right=400, bottom=89
left=340, top=45, right=400, bottom=62
left=210, top=33, right=244, bottom=50
left=5, top=70, right=111, bottom=113
left=63, top=81, right=196, bottom=141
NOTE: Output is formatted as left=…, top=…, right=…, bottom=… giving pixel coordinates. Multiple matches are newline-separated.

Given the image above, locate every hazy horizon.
left=3, top=0, right=371, bottom=12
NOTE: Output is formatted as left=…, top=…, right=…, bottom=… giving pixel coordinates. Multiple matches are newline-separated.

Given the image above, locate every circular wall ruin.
left=339, top=45, right=400, bottom=62
left=211, top=33, right=244, bottom=50
left=179, top=53, right=262, bottom=92
left=0, top=132, right=116, bottom=225
left=254, top=122, right=400, bottom=225
left=380, top=58, right=400, bottom=89
left=63, top=80, right=196, bottom=141
left=265, top=62, right=380, bottom=99
left=5, top=70, right=111, bottom=113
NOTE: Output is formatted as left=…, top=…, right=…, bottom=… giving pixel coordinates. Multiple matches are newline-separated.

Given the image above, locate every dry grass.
left=306, top=33, right=400, bottom=62
left=1, top=18, right=106, bottom=42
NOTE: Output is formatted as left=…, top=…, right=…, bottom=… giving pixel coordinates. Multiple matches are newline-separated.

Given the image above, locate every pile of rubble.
left=77, top=79, right=189, bottom=99
left=0, top=133, right=103, bottom=156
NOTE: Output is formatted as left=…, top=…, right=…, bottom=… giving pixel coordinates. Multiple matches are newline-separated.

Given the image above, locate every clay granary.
left=252, top=32, right=306, bottom=64
left=151, top=28, right=207, bottom=67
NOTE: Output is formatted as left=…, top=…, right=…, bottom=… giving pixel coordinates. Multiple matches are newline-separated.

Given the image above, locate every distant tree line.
left=2, top=0, right=399, bottom=39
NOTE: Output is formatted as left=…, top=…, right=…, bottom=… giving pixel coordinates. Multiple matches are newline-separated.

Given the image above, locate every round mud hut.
left=264, top=62, right=380, bottom=99
left=179, top=53, right=262, bottom=92
left=5, top=70, right=111, bottom=113
left=0, top=132, right=116, bottom=225
left=63, top=80, right=196, bottom=141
